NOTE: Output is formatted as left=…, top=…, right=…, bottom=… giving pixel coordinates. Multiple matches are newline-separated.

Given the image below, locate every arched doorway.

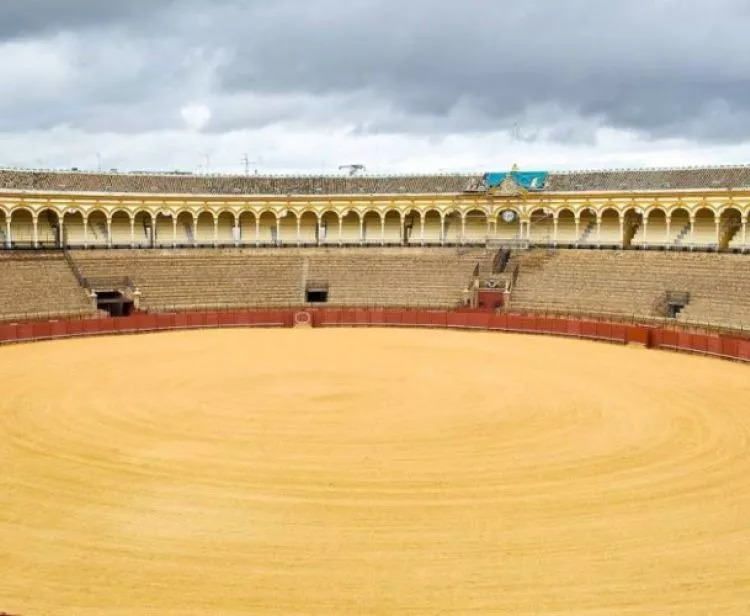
left=196, top=211, right=215, bottom=245
left=87, top=210, right=109, bottom=247
left=362, top=211, right=381, bottom=244
left=642, top=209, right=667, bottom=245
left=495, top=209, right=520, bottom=241
left=383, top=210, right=401, bottom=244
left=463, top=209, right=487, bottom=244
left=578, top=208, right=597, bottom=244
left=443, top=211, right=461, bottom=244
left=319, top=212, right=338, bottom=245
left=422, top=210, right=441, bottom=244
left=154, top=212, right=173, bottom=247
left=339, top=211, right=360, bottom=244
left=528, top=208, right=553, bottom=244
left=599, top=209, right=621, bottom=246
left=298, top=211, right=318, bottom=244
left=216, top=212, right=235, bottom=245
left=555, top=209, right=576, bottom=245
left=62, top=210, right=85, bottom=247
left=133, top=211, right=153, bottom=247
left=176, top=212, right=194, bottom=246
left=667, top=208, right=690, bottom=246
left=111, top=211, right=131, bottom=247
left=277, top=212, right=297, bottom=244
left=38, top=208, right=60, bottom=247
left=10, top=209, right=35, bottom=246
left=692, top=207, right=716, bottom=248
left=719, top=207, right=742, bottom=250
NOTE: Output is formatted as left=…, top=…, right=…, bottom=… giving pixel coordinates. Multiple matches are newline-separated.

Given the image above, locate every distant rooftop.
left=0, top=164, right=749, bottom=196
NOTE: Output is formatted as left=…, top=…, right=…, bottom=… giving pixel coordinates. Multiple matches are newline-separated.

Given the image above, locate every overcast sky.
left=1, top=0, right=750, bottom=174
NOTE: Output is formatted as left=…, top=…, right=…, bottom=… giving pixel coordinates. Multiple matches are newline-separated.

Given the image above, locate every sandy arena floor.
left=1, top=328, right=750, bottom=615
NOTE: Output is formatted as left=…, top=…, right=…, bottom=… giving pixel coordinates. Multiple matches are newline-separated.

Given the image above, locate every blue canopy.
left=485, top=171, right=548, bottom=190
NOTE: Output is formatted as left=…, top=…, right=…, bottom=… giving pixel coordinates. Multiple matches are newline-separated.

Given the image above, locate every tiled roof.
left=1, top=165, right=750, bottom=196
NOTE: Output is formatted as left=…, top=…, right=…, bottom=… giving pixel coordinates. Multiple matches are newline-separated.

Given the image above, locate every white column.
left=317, top=216, right=323, bottom=246
left=665, top=217, right=671, bottom=245
left=715, top=219, right=721, bottom=247
left=296, top=217, right=301, bottom=246
left=460, top=215, right=466, bottom=245
left=596, top=217, right=602, bottom=244
left=400, top=216, right=406, bottom=245
left=106, top=217, right=112, bottom=248
left=380, top=216, right=386, bottom=246
left=419, top=215, right=425, bottom=246
left=553, top=216, right=559, bottom=243
left=440, top=216, right=445, bottom=246
left=58, top=218, right=64, bottom=247
left=5, top=216, right=11, bottom=248
left=574, top=217, right=580, bottom=243
left=130, top=217, right=136, bottom=248
left=276, top=217, right=282, bottom=246
left=689, top=217, right=695, bottom=245
left=255, top=217, right=260, bottom=246
left=359, top=217, right=364, bottom=244
left=32, top=215, right=39, bottom=247
left=338, top=216, right=343, bottom=245
left=742, top=220, right=747, bottom=247
left=619, top=216, right=625, bottom=246
left=172, top=217, right=178, bottom=247
left=194, top=217, right=199, bottom=247
left=642, top=218, right=648, bottom=244
left=213, top=217, right=219, bottom=246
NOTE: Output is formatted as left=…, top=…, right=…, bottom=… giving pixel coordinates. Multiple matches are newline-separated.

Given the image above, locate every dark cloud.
left=2, top=0, right=750, bottom=144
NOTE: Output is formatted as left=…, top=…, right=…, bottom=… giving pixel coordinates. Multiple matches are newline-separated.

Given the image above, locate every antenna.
left=338, top=164, right=366, bottom=176
left=242, top=154, right=263, bottom=175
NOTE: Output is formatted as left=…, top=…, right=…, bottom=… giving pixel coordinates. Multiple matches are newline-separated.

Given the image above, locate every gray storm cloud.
left=1, top=0, right=750, bottom=172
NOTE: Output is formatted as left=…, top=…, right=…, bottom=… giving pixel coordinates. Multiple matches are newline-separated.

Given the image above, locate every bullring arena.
left=1, top=165, right=750, bottom=614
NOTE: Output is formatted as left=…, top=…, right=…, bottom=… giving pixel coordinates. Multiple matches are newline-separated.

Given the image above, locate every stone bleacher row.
left=3, top=165, right=750, bottom=195
left=510, top=250, right=750, bottom=328
left=69, top=248, right=482, bottom=311
left=0, top=252, right=95, bottom=321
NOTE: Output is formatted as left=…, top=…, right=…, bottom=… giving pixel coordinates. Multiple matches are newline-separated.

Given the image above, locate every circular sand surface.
left=1, top=328, right=750, bottom=615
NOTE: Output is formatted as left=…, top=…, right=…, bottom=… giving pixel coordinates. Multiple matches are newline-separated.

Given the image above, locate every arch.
left=61, top=209, right=85, bottom=247
left=340, top=210, right=361, bottom=244
left=319, top=211, right=338, bottom=244
left=176, top=211, right=194, bottom=246
left=37, top=208, right=60, bottom=247
left=133, top=211, right=153, bottom=247
left=642, top=208, right=667, bottom=245
left=154, top=211, right=174, bottom=247
left=494, top=208, right=521, bottom=241
left=197, top=211, right=217, bottom=245
left=110, top=211, right=132, bottom=247
left=691, top=207, right=717, bottom=248
left=258, top=211, right=277, bottom=244
left=443, top=211, right=461, bottom=244
left=422, top=210, right=441, bottom=244
left=577, top=207, right=597, bottom=245
left=298, top=211, right=318, bottom=244
left=362, top=211, right=381, bottom=244
left=277, top=211, right=297, bottom=244
left=85, top=210, right=108, bottom=247
left=0, top=210, right=7, bottom=247
left=528, top=208, right=553, bottom=244
left=237, top=211, right=256, bottom=245
left=665, top=207, right=690, bottom=246
left=216, top=211, right=235, bottom=245
left=9, top=208, right=34, bottom=246
left=382, top=210, right=401, bottom=244
left=463, top=209, right=488, bottom=244
left=719, top=207, right=743, bottom=250
left=598, top=208, right=621, bottom=245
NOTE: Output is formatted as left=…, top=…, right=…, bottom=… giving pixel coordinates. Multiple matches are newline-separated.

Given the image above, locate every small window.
left=306, top=289, right=328, bottom=303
